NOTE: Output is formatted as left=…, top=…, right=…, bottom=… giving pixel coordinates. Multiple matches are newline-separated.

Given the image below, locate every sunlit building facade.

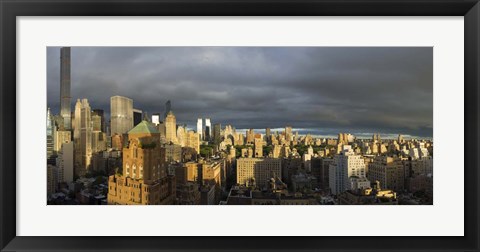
left=110, top=95, right=133, bottom=136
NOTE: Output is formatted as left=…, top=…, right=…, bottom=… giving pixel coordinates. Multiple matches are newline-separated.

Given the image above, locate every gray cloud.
left=47, top=47, right=433, bottom=137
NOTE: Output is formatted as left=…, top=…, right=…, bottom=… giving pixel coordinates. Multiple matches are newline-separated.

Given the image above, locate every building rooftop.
left=128, top=121, right=159, bottom=134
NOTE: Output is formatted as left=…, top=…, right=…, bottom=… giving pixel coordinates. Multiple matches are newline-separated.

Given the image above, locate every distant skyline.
left=47, top=47, right=433, bottom=138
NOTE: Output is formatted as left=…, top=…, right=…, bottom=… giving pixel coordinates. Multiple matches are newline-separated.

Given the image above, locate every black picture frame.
left=1, top=0, right=479, bottom=251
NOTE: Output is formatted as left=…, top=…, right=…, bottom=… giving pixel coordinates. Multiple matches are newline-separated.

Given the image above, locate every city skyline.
left=47, top=47, right=433, bottom=138
left=47, top=47, right=434, bottom=206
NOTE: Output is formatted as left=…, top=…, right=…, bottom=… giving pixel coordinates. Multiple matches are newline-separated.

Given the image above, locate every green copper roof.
left=128, top=121, right=159, bottom=134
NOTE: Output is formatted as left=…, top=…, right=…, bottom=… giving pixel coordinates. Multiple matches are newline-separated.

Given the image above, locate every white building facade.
left=329, top=145, right=367, bottom=195
left=197, top=118, right=203, bottom=140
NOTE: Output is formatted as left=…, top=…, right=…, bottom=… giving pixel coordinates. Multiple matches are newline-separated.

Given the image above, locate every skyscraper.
left=266, top=128, right=271, bottom=137
left=165, top=111, right=177, bottom=144
left=165, top=100, right=171, bottom=118
left=197, top=118, right=203, bottom=140
left=205, top=118, right=211, bottom=141
left=329, top=145, right=367, bottom=195
left=177, top=125, right=187, bottom=147
left=186, top=130, right=200, bottom=154
left=110, top=96, right=133, bottom=136
left=213, top=123, right=221, bottom=144
left=254, top=135, right=264, bottom=158
left=152, top=113, right=160, bottom=126
left=56, top=142, right=74, bottom=183
left=60, top=47, right=71, bottom=130
left=246, top=129, right=254, bottom=144
left=92, top=114, right=102, bottom=132
left=133, top=108, right=143, bottom=126
left=74, top=99, right=93, bottom=176
left=265, top=128, right=271, bottom=145
left=92, top=109, right=105, bottom=132
left=47, top=108, right=56, bottom=165
left=285, top=126, right=293, bottom=141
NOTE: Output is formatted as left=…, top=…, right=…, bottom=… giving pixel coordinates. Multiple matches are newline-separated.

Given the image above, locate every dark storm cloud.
left=47, top=47, right=433, bottom=137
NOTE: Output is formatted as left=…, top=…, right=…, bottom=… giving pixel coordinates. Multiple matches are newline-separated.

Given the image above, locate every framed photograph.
left=1, top=0, right=479, bottom=251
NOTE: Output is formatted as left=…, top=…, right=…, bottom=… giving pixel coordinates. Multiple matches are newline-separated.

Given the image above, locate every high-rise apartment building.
left=47, top=108, right=56, bottom=165
left=254, top=135, right=264, bottom=158
left=176, top=125, right=187, bottom=147
left=329, top=145, right=367, bottom=195
left=74, top=99, right=93, bottom=176
left=284, top=126, right=293, bottom=142
left=368, top=156, right=405, bottom=191
left=92, top=109, right=105, bottom=132
left=236, top=132, right=244, bottom=145
left=338, top=133, right=349, bottom=145
left=246, top=129, right=254, bottom=144
left=186, top=130, right=200, bottom=154
left=165, top=143, right=182, bottom=163
left=176, top=162, right=200, bottom=185
left=205, top=118, right=211, bottom=141
left=152, top=113, right=160, bottom=126
left=54, top=130, right=71, bottom=152
left=56, top=142, right=74, bottom=183
left=107, top=121, right=176, bottom=205
left=302, top=145, right=314, bottom=172
left=213, top=123, right=222, bottom=144
left=91, top=131, right=107, bottom=153
left=165, top=100, right=171, bottom=118
left=133, top=108, right=143, bottom=126
left=47, top=165, right=58, bottom=197
left=60, top=47, right=72, bottom=130
left=110, top=96, right=133, bottom=136
left=197, top=118, right=203, bottom=140
left=92, top=114, right=102, bottom=131
left=165, top=111, right=177, bottom=144
left=236, top=158, right=282, bottom=188
left=201, top=161, right=222, bottom=187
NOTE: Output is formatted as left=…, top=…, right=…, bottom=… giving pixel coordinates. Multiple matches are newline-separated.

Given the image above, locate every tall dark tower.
left=60, top=47, right=71, bottom=130
left=164, top=100, right=171, bottom=119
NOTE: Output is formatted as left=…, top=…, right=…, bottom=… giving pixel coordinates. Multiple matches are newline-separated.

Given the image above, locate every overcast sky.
left=47, top=47, right=433, bottom=138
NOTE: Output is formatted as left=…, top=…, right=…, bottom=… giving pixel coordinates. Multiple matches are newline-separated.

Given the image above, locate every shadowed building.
left=60, top=47, right=72, bottom=130
left=205, top=118, right=211, bottom=141
left=213, top=123, right=221, bottom=145
left=368, top=156, right=405, bottom=192
left=165, top=143, right=182, bottom=163
left=176, top=182, right=200, bottom=205
left=164, top=100, right=171, bottom=119
left=133, top=108, right=143, bottom=126
left=92, top=109, right=105, bottom=132
left=56, top=142, right=74, bottom=183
